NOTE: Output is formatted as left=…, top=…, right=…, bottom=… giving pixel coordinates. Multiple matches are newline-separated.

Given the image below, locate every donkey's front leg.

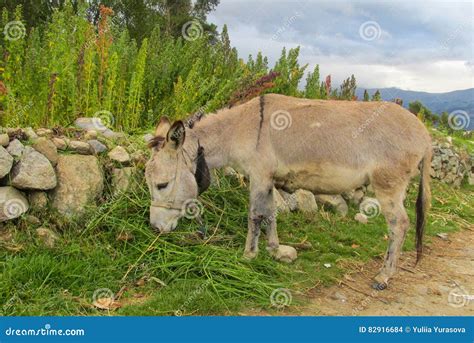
left=243, top=180, right=297, bottom=263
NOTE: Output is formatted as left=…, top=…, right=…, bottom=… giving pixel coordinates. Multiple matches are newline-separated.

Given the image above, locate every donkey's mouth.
left=151, top=220, right=179, bottom=234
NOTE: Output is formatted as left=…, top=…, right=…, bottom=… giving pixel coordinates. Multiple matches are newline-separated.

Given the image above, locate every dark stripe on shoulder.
left=256, top=95, right=265, bottom=148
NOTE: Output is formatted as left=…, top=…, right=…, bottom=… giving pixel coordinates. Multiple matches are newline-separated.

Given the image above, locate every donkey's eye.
left=156, top=182, right=169, bottom=190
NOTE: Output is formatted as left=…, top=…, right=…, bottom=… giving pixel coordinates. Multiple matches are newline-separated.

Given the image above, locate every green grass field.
left=1, top=163, right=472, bottom=315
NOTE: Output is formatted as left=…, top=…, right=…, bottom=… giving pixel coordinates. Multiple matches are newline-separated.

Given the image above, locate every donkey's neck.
left=184, top=109, right=236, bottom=170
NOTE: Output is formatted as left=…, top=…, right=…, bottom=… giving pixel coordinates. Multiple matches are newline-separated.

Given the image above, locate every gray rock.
left=36, top=227, right=58, bottom=248
left=354, top=213, right=368, bottom=224
left=314, top=194, right=348, bottom=216
left=0, top=146, right=13, bottom=179
left=88, top=140, right=107, bottom=154
left=294, top=189, right=318, bottom=213
left=270, top=245, right=298, bottom=263
left=10, top=147, right=57, bottom=190
left=52, top=137, right=67, bottom=150
left=330, top=291, right=347, bottom=302
left=0, top=133, right=9, bottom=147
left=108, top=146, right=130, bottom=164
left=32, top=137, right=58, bottom=166
left=0, top=186, right=29, bottom=222
left=6, top=139, right=24, bottom=158
left=273, top=187, right=290, bottom=213
left=24, top=127, right=38, bottom=140
left=25, top=214, right=41, bottom=226
left=112, top=167, right=135, bottom=194
left=342, top=190, right=354, bottom=202
left=436, top=232, right=449, bottom=240
left=28, top=191, right=48, bottom=210
left=74, top=117, right=108, bottom=133
left=131, top=151, right=147, bottom=166
left=279, top=189, right=298, bottom=211
left=102, top=129, right=123, bottom=139
left=36, top=128, right=53, bottom=137
left=51, top=155, right=104, bottom=217
left=84, top=130, right=98, bottom=140
left=69, top=140, right=92, bottom=155
left=352, top=189, right=365, bottom=205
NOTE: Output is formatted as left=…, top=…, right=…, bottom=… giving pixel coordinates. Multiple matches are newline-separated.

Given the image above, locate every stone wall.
left=0, top=120, right=145, bottom=223
left=430, top=141, right=473, bottom=187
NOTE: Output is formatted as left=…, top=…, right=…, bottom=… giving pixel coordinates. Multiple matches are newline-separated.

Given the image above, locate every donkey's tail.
left=415, top=148, right=432, bottom=264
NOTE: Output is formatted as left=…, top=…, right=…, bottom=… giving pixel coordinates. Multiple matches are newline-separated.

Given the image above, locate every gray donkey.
left=145, top=94, right=432, bottom=290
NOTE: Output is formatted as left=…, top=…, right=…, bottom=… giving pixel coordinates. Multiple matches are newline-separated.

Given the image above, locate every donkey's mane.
left=181, top=71, right=279, bottom=130
left=227, top=71, right=279, bottom=108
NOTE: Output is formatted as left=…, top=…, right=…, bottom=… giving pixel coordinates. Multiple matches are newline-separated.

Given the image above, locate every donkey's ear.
left=155, top=116, right=171, bottom=137
left=166, top=120, right=186, bottom=149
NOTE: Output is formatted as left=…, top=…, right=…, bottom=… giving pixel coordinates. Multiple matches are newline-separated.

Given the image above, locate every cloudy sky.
left=208, top=0, right=474, bottom=93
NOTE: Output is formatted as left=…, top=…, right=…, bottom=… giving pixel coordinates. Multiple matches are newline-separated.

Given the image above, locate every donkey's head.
left=145, top=116, right=210, bottom=233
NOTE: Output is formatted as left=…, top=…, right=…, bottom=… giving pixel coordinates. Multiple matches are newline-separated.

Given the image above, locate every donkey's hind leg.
left=371, top=173, right=411, bottom=290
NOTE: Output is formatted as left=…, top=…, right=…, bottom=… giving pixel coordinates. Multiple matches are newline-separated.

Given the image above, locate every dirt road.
left=250, top=229, right=474, bottom=316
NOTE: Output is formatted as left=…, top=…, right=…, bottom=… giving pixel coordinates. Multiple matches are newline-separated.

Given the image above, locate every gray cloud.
left=208, top=0, right=474, bottom=92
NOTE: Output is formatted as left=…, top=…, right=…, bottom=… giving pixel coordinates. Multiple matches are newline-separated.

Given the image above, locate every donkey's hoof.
left=268, top=245, right=297, bottom=263
left=373, top=272, right=389, bottom=290
left=243, top=250, right=258, bottom=260
left=372, top=281, right=388, bottom=291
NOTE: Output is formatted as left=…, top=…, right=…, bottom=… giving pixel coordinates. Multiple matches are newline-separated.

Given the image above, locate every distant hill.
left=355, top=87, right=474, bottom=130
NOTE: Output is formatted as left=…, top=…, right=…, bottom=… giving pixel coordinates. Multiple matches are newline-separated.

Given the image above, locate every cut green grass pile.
left=0, top=168, right=472, bottom=316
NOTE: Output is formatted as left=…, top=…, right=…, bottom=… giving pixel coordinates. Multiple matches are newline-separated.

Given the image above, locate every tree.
left=339, top=74, right=357, bottom=100
left=0, top=0, right=80, bottom=30
left=408, top=100, right=436, bottom=123
left=2, top=0, right=220, bottom=43
left=439, top=111, right=450, bottom=131
left=271, top=46, right=307, bottom=96
left=304, top=64, right=320, bottom=99
left=363, top=89, right=369, bottom=101
left=371, top=89, right=381, bottom=101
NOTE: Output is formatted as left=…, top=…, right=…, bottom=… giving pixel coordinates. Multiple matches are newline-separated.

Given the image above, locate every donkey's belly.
left=274, top=163, right=370, bottom=194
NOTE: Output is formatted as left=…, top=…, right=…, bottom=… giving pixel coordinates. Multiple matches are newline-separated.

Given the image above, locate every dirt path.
left=250, top=229, right=474, bottom=316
